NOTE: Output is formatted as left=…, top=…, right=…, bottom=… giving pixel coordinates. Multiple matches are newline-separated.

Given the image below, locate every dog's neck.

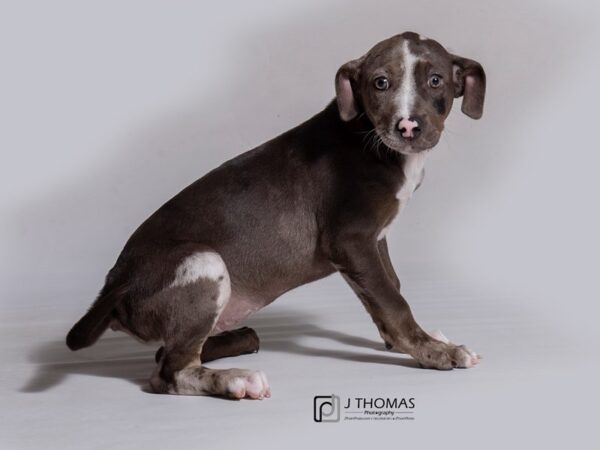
left=324, top=99, right=428, bottom=201
left=320, top=100, right=414, bottom=168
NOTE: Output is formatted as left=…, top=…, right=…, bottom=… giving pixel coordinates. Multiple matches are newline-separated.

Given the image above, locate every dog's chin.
left=377, top=131, right=438, bottom=155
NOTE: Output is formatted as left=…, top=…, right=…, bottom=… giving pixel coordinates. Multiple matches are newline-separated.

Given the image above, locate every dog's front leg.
left=332, top=238, right=479, bottom=369
left=377, top=238, right=400, bottom=291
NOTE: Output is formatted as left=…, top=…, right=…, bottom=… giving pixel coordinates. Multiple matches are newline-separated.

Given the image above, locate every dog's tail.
left=66, top=284, right=128, bottom=351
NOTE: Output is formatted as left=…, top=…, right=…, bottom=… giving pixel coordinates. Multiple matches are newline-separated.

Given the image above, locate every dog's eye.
left=428, top=74, right=443, bottom=88
left=374, top=77, right=389, bottom=91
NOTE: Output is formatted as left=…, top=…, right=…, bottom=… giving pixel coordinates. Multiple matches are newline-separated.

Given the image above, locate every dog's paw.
left=450, top=345, right=480, bottom=368
left=225, top=370, right=271, bottom=400
left=414, top=341, right=480, bottom=370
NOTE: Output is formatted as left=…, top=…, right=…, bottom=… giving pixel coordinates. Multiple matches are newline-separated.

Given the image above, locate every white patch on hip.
left=215, top=272, right=231, bottom=310
left=377, top=152, right=427, bottom=241
left=171, top=251, right=227, bottom=286
left=395, top=40, right=420, bottom=119
left=171, top=251, right=231, bottom=310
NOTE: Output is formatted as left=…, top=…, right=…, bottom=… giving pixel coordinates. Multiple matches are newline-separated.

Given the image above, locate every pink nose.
left=397, top=117, right=421, bottom=139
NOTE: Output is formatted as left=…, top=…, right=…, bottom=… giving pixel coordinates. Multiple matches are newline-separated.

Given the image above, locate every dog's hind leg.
left=146, top=250, right=270, bottom=398
left=154, top=327, right=260, bottom=363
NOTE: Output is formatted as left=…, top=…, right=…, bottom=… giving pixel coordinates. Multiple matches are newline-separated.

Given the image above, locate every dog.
left=66, top=32, right=486, bottom=399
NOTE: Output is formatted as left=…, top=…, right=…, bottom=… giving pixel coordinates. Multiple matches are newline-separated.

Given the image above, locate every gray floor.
left=1, top=265, right=594, bottom=449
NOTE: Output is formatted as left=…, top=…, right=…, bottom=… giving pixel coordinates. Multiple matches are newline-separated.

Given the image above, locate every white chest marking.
left=396, top=153, right=427, bottom=203
left=377, top=153, right=427, bottom=240
left=395, top=40, right=419, bottom=119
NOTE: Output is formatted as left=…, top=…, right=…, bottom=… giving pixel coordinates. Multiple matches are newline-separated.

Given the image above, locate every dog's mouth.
left=375, top=129, right=438, bottom=155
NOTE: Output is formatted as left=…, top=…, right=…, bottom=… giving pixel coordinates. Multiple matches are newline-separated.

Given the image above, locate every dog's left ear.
left=451, top=55, right=486, bottom=119
left=335, top=56, right=364, bottom=121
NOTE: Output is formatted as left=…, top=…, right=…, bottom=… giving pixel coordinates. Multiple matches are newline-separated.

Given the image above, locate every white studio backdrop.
left=0, top=1, right=599, bottom=447
left=2, top=0, right=598, bottom=334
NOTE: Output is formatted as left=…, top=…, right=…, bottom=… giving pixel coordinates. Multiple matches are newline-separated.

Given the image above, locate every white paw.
left=226, top=370, right=271, bottom=400
left=456, top=345, right=481, bottom=368
left=426, top=330, right=481, bottom=368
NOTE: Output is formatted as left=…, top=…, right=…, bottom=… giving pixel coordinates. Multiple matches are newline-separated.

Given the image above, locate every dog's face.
left=336, top=32, right=486, bottom=154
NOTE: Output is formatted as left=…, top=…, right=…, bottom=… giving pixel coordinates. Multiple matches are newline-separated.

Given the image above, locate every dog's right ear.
left=335, top=57, right=364, bottom=121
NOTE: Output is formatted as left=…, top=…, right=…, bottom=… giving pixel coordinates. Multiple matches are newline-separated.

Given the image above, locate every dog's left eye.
left=374, top=77, right=389, bottom=90
left=428, top=74, right=443, bottom=88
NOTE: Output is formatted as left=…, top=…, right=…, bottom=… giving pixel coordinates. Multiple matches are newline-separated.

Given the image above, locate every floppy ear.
left=451, top=55, right=486, bottom=119
left=335, top=57, right=364, bottom=121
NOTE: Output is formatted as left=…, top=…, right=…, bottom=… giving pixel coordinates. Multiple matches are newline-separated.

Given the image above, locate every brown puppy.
left=66, top=32, right=486, bottom=399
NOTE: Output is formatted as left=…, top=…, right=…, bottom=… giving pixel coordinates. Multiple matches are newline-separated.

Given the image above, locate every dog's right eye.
left=374, top=77, right=389, bottom=91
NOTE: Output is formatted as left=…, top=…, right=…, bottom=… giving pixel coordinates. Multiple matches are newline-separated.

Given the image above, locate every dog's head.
left=336, top=32, right=486, bottom=154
